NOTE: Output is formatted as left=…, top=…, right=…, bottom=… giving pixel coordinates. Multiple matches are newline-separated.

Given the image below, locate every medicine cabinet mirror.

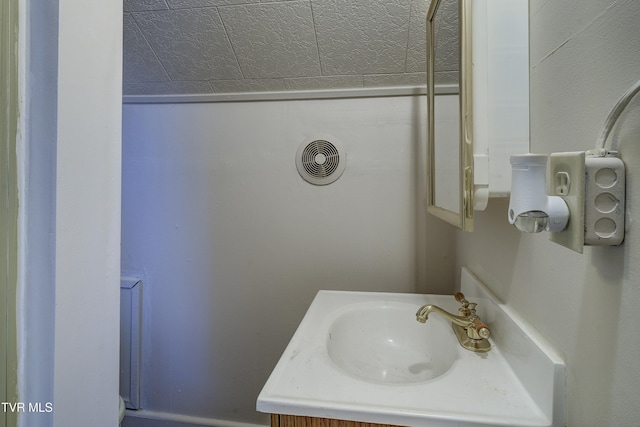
left=426, top=0, right=472, bottom=231
left=426, top=0, right=530, bottom=231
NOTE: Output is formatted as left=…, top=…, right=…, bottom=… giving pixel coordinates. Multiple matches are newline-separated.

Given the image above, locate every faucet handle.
left=454, top=292, right=471, bottom=316
left=455, top=293, right=477, bottom=310
left=473, top=318, right=491, bottom=339
left=455, top=292, right=476, bottom=310
left=454, top=292, right=468, bottom=306
left=456, top=293, right=490, bottom=339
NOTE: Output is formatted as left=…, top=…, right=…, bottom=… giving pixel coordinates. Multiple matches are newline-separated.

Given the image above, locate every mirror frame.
left=426, top=0, right=474, bottom=231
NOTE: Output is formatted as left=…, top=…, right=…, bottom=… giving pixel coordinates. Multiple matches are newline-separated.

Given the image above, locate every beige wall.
left=121, top=95, right=454, bottom=426
left=456, top=1, right=640, bottom=425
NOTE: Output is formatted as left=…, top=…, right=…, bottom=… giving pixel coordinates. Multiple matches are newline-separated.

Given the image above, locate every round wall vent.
left=295, top=137, right=346, bottom=185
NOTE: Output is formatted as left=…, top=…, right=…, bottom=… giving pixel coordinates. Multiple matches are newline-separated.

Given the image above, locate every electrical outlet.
left=555, top=172, right=570, bottom=196
left=549, top=152, right=585, bottom=253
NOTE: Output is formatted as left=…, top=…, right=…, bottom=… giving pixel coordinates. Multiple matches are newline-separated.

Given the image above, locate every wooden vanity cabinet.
left=270, top=414, right=402, bottom=427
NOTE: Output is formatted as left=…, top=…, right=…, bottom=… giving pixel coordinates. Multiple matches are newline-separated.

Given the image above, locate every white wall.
left=456, top=1, right=640, bottom=425
left=121, top=95, right=455, bottom=425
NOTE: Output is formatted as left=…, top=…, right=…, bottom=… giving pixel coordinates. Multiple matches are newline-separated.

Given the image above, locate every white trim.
left=120, top=279, right=142, bottom=409
left=124, top=409, right=268, bottom=427
left=16, top=0, right=27, bottom=419
left=122, top=84, right=458, bottom=104
left=53, top=0, right=122, bottom=424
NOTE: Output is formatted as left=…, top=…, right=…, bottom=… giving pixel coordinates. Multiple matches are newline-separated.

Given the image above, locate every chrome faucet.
left=416, top=292, right=491, bottom=352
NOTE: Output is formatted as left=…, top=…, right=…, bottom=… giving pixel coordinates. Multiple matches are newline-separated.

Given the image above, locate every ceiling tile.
left=284, top=75, right=363, bottom=91
left=123, top=84, right=149, bottom=96
left=167, top=0, right=259, bottom=8
left=124, top=81, right=214, bottom=95
left=211, top=78, right=286, bottom=93
left=363, top=72, right=426, bottom=87
left=433, top=0, right=458, bottom=73
left=313, top=0, right=411, bottom=75
left=122, top=0, right=450, bottom=96
left=124, top=0, right=169, bottom=12
left=133, top=8, right=243, bottom=81
left=434, top=71, right=458, bottom=86
left=406, top=0, right=430, bottom=73
left=123, top=13, right=171, bottom=83
left=219, top=2, right=321, bottom=78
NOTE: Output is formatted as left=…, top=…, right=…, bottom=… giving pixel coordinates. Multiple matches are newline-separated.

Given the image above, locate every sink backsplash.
left=460, top=268, right=565, bottom=426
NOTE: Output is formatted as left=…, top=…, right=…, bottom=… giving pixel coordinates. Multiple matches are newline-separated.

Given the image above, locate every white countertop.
left=257, top=268, right=564, bottom=427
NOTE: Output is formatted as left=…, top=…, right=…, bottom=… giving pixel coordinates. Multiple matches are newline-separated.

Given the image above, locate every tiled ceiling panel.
left=125, top=0, right=170, bottom=12
left=312, top=0, right=410, bottom=75
left=168, top=0, right=259, bottom=8
left=434, top=0, right=459, bottom=84
left=123, top=14, right=170, bottom=83
left=219, top=2, right=321, bottom=78
left=406, top=0, right=429, bottom=73
left=131, top=8, right=242, bottom=80
left=122, top=0, right=459, bottom=97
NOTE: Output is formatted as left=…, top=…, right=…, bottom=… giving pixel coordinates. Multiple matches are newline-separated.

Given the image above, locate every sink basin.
left=257, top=267, right=565, bottom=427
left=327, top=302, right=457, bottom=384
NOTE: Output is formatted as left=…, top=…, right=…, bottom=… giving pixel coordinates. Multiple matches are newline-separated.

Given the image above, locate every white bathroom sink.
left=257, top=268, right=565, bottom=427
left=327, top=301, right=458, bottom=384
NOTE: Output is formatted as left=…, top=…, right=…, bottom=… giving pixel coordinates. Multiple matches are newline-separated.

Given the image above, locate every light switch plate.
left=549, top=152, right=585, bottom=253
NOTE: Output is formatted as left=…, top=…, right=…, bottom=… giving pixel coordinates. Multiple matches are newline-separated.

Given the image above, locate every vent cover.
left=296, top=137, right=346, bottom=185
